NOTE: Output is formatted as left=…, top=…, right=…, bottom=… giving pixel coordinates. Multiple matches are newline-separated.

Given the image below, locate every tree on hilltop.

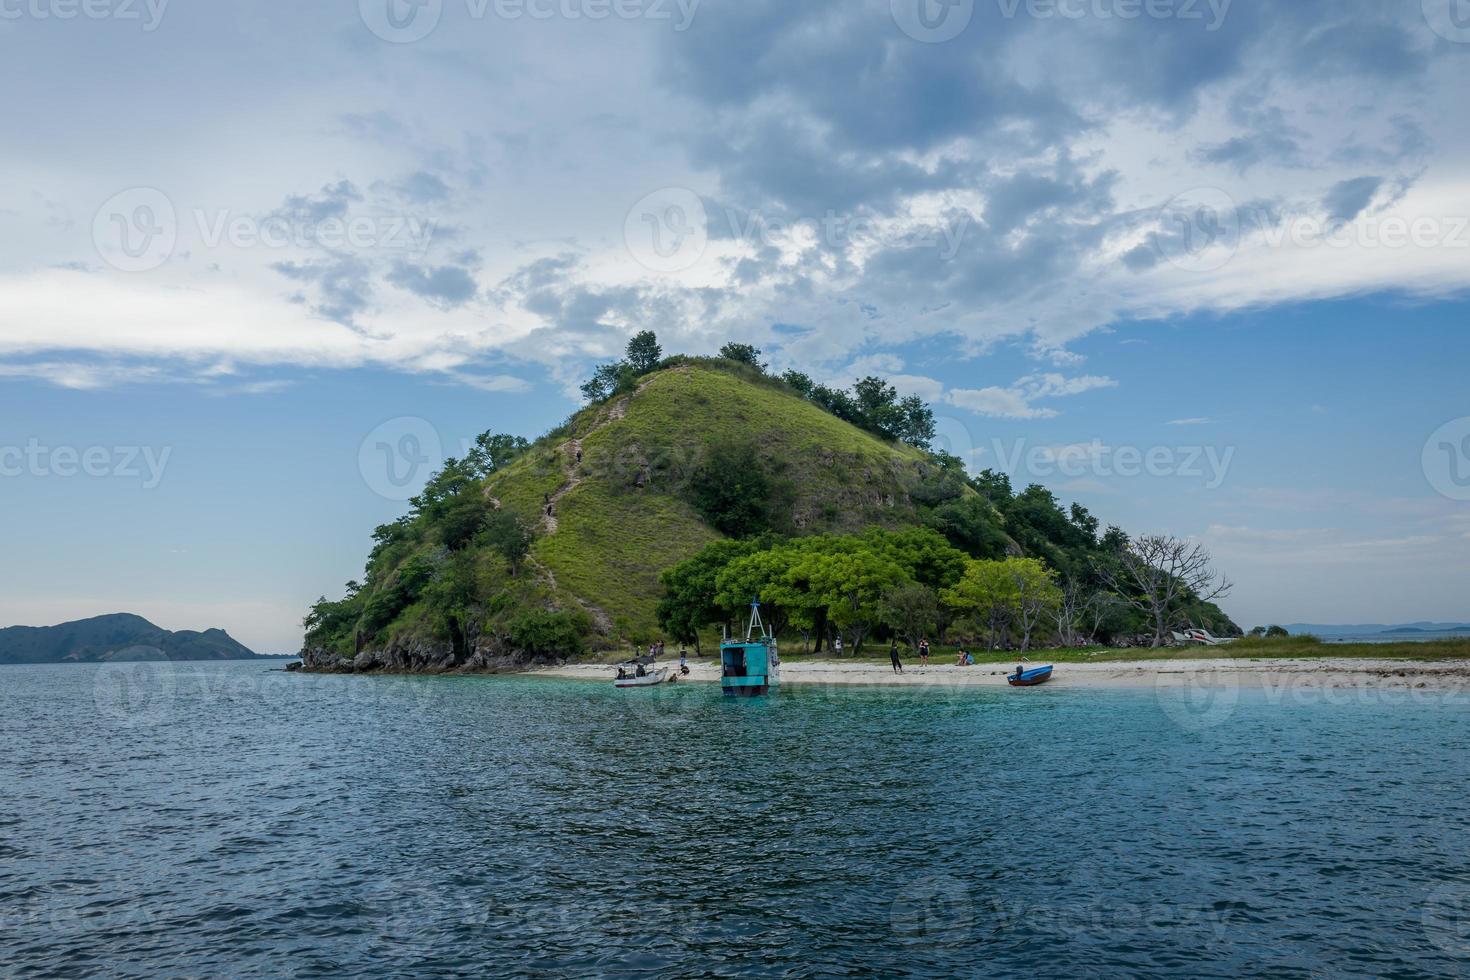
left=719, top=343, right=765, bottom=369
left=625, top=330, right=663, bottom=374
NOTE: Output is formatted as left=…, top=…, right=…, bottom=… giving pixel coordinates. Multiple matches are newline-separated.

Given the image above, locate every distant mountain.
left=0, top=614, right=259, bottom=665
left=1281, top=622, right=1470, bottom=637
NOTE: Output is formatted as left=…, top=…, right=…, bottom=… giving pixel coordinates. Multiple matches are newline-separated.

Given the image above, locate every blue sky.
left=2, top=1, right=1469, bottom=651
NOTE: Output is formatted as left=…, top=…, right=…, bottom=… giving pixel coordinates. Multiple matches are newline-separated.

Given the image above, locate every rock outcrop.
left=298, top=637, right=564, bottom=675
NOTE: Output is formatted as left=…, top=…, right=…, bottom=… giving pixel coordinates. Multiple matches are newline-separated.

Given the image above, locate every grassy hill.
left=491, top=363, right=943, bottom=636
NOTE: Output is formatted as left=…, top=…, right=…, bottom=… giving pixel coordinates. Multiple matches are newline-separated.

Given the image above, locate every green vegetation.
left=686, top=436, right=796, bottom=537
left=303, top=330, right=1242, bottom=666
left=771, top=635, right=1470, bottom=665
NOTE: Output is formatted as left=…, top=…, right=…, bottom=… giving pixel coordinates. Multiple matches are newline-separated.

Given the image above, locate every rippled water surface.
left=4, top=662, right=1470, bottom=978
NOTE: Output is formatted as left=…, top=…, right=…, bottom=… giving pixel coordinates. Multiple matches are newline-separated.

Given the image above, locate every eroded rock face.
left=297, top=637, right=564, bottom=675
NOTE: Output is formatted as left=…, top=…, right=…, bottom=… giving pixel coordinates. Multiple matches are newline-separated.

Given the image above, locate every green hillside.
left=301, top=352, right=1239, bottom=672
left=493, top=364, right=941, bottom=631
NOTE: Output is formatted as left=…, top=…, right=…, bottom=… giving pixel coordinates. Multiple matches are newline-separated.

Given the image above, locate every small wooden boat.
left=1008, top=665, right=1054, bottom=687
left=614, top=667, right=669, bottom=689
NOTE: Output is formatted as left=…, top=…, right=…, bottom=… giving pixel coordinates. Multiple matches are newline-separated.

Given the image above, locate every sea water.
left=3, top=661, right=1469, bottom=977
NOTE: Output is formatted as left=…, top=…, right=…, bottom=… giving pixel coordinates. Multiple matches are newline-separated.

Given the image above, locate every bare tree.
left=1054, top=576, right=1121, bottom=647
left=1098, top=535, right=1233, bottom=648
left=1083, top=591, right=1120, bottom=644
left=1053, top=576, right=1088, bottom=647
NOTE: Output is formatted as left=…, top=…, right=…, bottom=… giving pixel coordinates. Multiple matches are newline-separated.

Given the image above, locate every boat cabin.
left=721, top=601, right=780, bottom=697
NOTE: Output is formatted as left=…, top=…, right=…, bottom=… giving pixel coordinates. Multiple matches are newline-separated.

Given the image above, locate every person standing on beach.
left=890, top=640, right=903, bottom=674
left=918, top=638, right=930, bottom=666
left=833, top=635, right=843, bottom=656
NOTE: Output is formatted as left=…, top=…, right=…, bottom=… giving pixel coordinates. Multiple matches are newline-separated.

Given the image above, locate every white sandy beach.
left=531, top=657, right=1470, bottom=693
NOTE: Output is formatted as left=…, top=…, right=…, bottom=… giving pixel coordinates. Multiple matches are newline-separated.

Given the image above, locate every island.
left=0, top=613, right=259, bottom=665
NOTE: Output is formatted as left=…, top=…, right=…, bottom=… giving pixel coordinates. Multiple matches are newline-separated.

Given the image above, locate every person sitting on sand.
left=963, top=651, right=974, bottom=666
left=956, top=649, right=968, bottom=666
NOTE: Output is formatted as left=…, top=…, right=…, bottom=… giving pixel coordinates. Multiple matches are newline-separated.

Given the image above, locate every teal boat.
left=721, top=601, right=780, bottom=697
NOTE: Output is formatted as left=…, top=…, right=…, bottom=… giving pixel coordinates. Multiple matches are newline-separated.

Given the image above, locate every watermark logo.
left=892, top=0, right=974, bottom=42
left=1423, top=0, right=1470, bottom=43
left=93, top=187, right=176, bottom=272
left=1423, top=417, right=1470, bottom=501
left=624, top=187, right=709, bottom=274
left=1155, top=187, right=1240, bottom=273
left=1423, top=880, right=1470, bottom=955
left=1156, top=664, right=1239, bottom=732
left=359, top=417, right=442, bottom=501
left=365, top=880, right=469, bottom=958
left=93, top=656, right=175, bottom=728
left=360, top=0, right=442, bottom=42
left=890, top=874, right=973, bottom=944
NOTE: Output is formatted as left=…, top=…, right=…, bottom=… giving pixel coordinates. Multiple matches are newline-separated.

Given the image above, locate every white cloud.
left=948, top=373, right=1118, bottom=420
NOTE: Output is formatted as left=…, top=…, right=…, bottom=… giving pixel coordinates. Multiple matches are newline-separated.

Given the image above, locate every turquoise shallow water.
left=3, top=661, right=1470, bottom=978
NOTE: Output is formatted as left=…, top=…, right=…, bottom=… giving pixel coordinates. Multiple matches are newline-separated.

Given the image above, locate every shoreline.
left=529, top=657, right=1470, bottom=692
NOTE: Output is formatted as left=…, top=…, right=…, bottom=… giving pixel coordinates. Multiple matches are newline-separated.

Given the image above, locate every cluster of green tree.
left=660, top=468, right=1239, bottom=652
left=657, top=526, right=1153, bottom=654
left=1248, top=625, right=1291, bottom=638
left=302, top=429, right=582, bottom=658
left=776, top=371, right=936, bottom=449
left=579, top=331, right=937, bottom=450
left=657, top=528, right=966, bottom=654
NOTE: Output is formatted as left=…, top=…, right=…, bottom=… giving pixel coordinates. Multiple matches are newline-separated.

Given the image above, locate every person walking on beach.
left=889, top=639, right=903, bottom=674
left=918, top=638, right=930, bottom=666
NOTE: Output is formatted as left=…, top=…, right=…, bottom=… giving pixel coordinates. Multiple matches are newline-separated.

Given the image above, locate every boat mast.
left=746, top=600, right=766, bottom=642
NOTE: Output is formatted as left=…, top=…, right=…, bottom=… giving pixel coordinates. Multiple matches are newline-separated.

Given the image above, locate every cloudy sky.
left=3, top=0, right=1469, bottom=650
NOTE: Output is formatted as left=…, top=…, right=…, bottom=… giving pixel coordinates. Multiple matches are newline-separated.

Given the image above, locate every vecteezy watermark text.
left=93, top=187, right=437, bottom=273
left=995, top=0, right=1231, bottom=30
left=0, top=0, right=168, bottom=30
left=0, top=440, right=171, bottom=488
left=892, top=0, right=1229, bottom=43
left=991, top=439, right=1236, bottom=490
left=623, top=186, right=973, bottom=274
left=359, top=0, right=700, bottom=44
left=1148, top=186, right=1470, bottom=275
